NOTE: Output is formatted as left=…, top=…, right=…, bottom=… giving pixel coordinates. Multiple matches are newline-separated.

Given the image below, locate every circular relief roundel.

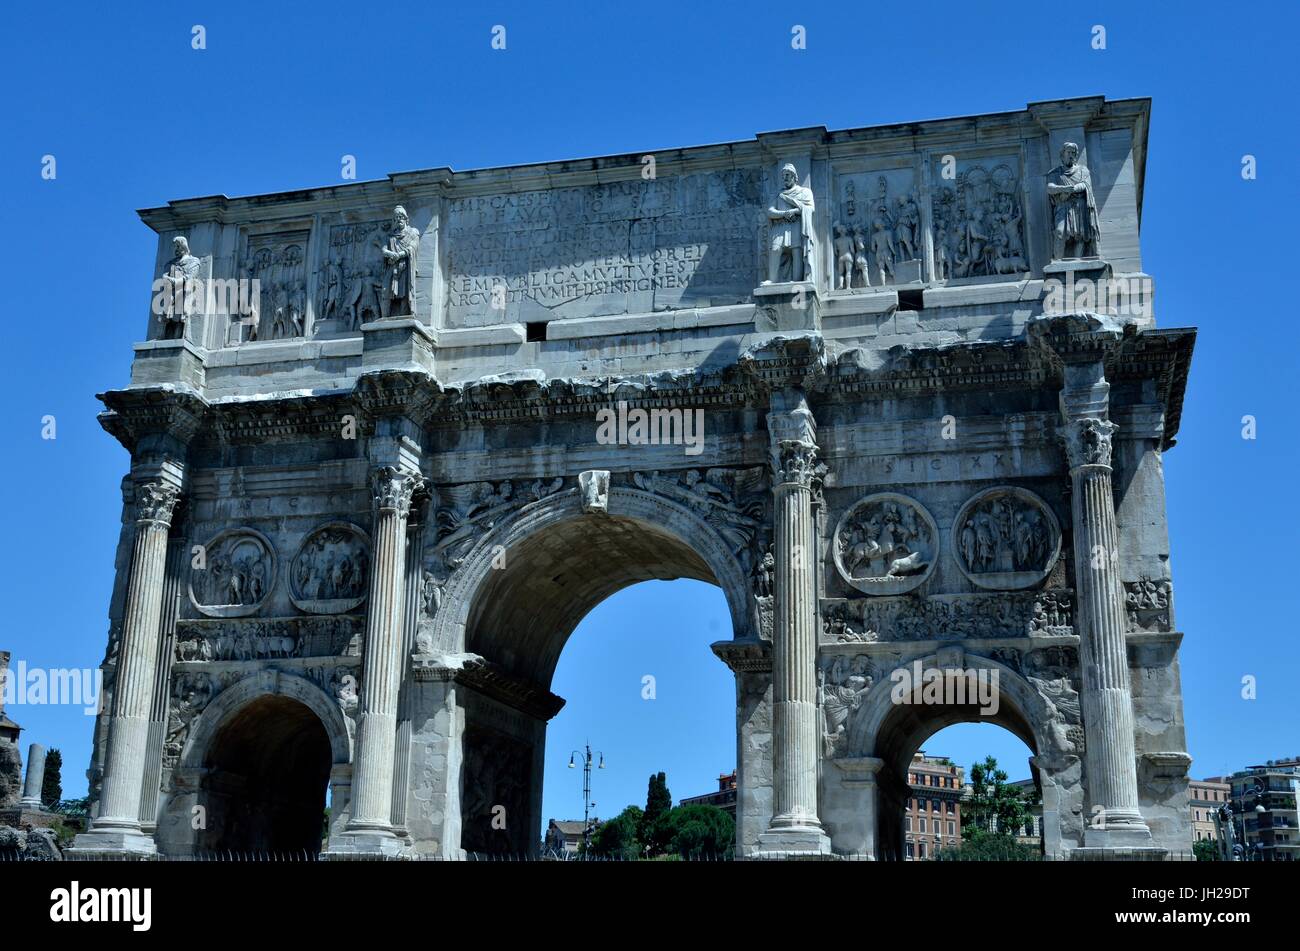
left=289, top=522, right=371, bottom=614
left=833, top=493, right=939, bottom=596
left=952, top=486, right=1061, bottom=590
left=189, top=527, right=277, bottom=618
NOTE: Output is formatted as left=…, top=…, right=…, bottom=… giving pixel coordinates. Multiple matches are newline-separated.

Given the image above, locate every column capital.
left=133, top=481, right=181, bottom=527
left=371, top=466, right=425, bottom=517
left=767, top=388, right=822, bottom=488
left=1062, top=417, right=1118, bottom=471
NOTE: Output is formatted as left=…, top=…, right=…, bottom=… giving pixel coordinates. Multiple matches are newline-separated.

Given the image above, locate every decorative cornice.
left=711, top=637, right=773, bottom=673
left=739, top=334, right=827, bottom=391
left=453, top=658, right=566, bottom=720
left=97, top=385, right=208, bottom=453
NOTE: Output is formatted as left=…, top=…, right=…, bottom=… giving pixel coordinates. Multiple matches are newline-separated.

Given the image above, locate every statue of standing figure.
left=377, top=205, right=420, bottom=318
left=763, top=163, right=815, bottom=285
left=159, top=236, right=201, bottom=339
left=1046, top=142, right=1100, bottom=259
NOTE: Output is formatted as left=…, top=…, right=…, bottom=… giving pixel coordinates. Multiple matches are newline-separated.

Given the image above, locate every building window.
left=918, top=842, right=926, bottom=859
left=948, top=822, right=955, bottom=836
left=905, top=818, right=912, bottom=832
left=919, top=819, right=927, bottom=834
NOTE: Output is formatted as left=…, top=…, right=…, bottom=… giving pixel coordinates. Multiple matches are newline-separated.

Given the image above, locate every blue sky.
left=1, top=2, right=1296, bottom=825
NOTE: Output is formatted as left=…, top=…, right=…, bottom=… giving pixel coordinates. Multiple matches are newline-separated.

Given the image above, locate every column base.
left=67, top=826, right=159, bottom=858
left=323, top=829, right=411, bottom=859
left=1083, top=813, right=1155, bottom=851
left=752, top=820, right=833, bottom=859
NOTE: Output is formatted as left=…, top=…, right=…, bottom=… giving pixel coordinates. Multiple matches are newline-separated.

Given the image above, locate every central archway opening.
left=872, top=676, right=1041, bottom=861
left=198, top=694, right=332, bottom=855
left=459, top=510, right=741, bottom=856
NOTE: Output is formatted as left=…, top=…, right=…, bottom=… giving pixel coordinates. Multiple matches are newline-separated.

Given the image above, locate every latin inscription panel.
left=444, top=169, right=766, bottom=327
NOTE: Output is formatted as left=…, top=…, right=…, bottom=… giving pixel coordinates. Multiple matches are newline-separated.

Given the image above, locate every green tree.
left=588, top=805, right=644, bottom=859
left=659, top=805, right=734, bottom=860
left=934, top=835, right=1039, bottom=861
left=639, top=772, right=673, bottom=854
left=41, top=748, right=63, bottom=808
left=1193, top=839, right=1220, bottom=862
left=962, top=756, right=1027, bottom=840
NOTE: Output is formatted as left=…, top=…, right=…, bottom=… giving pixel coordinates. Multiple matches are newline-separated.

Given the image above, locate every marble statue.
left=764, top=163, right=815, bottom=285
left=378, top=205, right=420, bottom=318
left=1046, top=142, right=1100, bottom=259
left=159, top=236, right=201, bottom=339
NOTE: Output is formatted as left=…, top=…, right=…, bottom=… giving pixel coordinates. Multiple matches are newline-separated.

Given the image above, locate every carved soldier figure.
left=1046, top=142, right=1100, bottom=259
left=833, top=224, right=854, bottom=290
left=763, top=163, right=815, bottom=284
left=159, top=235, right=201, bottom=339
left=852, top=227, right=871, bottom=288
left=378, top=205, right=420, bottom=318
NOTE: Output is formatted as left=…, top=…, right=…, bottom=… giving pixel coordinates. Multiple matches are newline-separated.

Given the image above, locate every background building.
left=1214, top=759, right=1300, bottom=861
left=904, top=753, right=963, bottom=860
left=543, top=818, right=596, bottom=856
left=1188, top=778, right=1231, bottom=847
left=679, top=771, right=737, bottom=819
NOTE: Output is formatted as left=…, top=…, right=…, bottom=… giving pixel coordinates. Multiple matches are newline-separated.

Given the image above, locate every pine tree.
left=639, top=772, right=673, bottom=854
left=41, top=748, right=63, bottom=808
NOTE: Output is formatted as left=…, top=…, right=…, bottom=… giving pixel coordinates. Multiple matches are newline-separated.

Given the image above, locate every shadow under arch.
left=181, top=672, right=352, bottom=854
left=844, top=652, right=1055, bottom=861
left=432, top=484, right=753, bottom=686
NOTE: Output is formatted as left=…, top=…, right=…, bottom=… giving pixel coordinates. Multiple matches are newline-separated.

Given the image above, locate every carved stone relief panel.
left=174, top=615, right=364, bottom=662
left=189, top=528, right=277, bottom=618
left=818, top=653, right=881, bottom=756
left=832, top=493, right=938, bottom=596
left=461, top=726, right=533, bottom=854
left=952, top=487, right=1061, bottom=590
left=822, top=590, right=1074, bottom=643
left=443, top=169, right=766, bottom=328
left=289, top=523, right=371, bottom=615
left=1124, top=576, right=1173, bottom=632
left=929, top=155, right=1028, bottom=281
left=318, top=219, right=390, bottom=334
left=831, top=166, right=924, bottom=289
left=240, top=230, right=309, bottom=342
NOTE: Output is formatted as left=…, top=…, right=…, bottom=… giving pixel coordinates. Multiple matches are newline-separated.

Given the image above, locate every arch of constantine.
left=71, top=96, right=1196, bottom=859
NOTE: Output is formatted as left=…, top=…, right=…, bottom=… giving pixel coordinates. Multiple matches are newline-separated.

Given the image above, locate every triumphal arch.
left=72, top=96, right=1195, bottom=859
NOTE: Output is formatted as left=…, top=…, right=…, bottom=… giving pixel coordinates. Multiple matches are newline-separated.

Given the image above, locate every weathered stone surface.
left=78, top=97, right=1194, bottom=861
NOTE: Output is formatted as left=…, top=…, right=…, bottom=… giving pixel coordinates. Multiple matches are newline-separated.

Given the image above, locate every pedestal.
left=754, top=282, right=820, bottom=333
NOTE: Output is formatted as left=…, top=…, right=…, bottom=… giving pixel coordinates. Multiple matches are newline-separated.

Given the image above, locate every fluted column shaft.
left=95, top=482, right=180, bottom=830
left=771, top=474, right=819, bottom=824
left=348, top=467, right=422, bottom=834
left=1060, top=367, right=1149, bottom=841
left=139, top=535, right=186, bottom=826
left=758, top=390, right=829, bottom=854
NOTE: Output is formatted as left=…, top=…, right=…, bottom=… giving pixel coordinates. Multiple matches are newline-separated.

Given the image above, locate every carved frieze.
left=952, top=487, right=1061, bottom=590
left=832, top=493, right=938, bottom=595
left=832, top=168, right=923, bottom=289
left=822, top=590, right=1074, bottom=643
left=289, top=523, right=371, bottom=615
left=631, top=467, right=766, bottom=568
left=174, top=615, right=364, bottom=662
left=189, top=528, right=277, bottom=618
left=818, top=653, right=880, bottom=756
left=429, top=477, right=566, bottom=574
left=319, top=218, right=388, bottom=331
left=1124, top=576, right=1173, bottom=632
left=930, top=157, right=1028, bottom=281
left=241, top=230, right=309, bottom=342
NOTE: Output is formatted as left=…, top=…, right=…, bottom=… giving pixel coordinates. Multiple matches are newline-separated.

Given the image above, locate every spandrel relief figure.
left=763, top=163, right=815, bottom=285
left=1046, top=142, right=1100, bottom=259
left=159, top=236, right=201, bottom=339
left=833, top=224, right=854, bottom=290
left=377, top=205, right=420, bottom=318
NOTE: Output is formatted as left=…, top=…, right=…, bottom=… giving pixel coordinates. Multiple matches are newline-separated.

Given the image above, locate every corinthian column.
left=339, top=465, right=423, bottom=853
left=757, top=390, right=831, bottom=856
left=73, top=480, right=180, bottom=854
left=1060, top=364, right=1151, bottom=848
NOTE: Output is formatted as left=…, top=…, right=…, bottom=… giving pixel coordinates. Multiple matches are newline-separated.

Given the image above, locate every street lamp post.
left=568, top=742, right=605, bottom=857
